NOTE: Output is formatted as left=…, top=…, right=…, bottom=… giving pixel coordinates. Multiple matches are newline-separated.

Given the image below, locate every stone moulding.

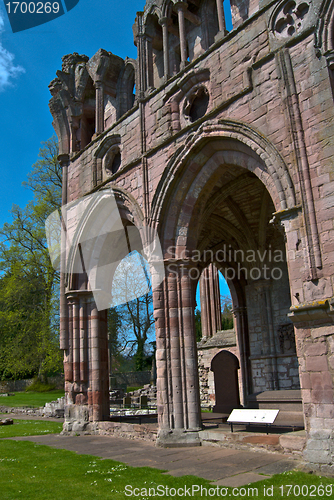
left=151, top=119, right=296, bottom=224
left=289, top=298, right=334, bottom=323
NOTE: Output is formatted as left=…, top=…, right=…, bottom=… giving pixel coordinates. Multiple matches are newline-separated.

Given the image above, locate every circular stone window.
left=111, top=152, right=121, bottom=174
left=105, top=147, right=121, bottom=175
left=184, top=87, right=209, bottom=122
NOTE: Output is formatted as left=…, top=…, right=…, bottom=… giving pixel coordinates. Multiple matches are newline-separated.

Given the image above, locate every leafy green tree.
left=221, top=294, right=234, bottom=330
left=111, top=251, right=155, bottom=371
left=0, top=137, right=62, bottom=380
left=107, top=307, right=125, bottom=373
left=194, top=309, right=202, bottom=342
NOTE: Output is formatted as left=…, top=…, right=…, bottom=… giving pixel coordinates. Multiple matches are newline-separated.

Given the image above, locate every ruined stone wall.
left=50, top=0, right=334, bottom=469
left=197, top=330, right=241, bottom=406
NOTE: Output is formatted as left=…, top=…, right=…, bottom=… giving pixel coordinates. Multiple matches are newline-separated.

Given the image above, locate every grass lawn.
left=0, top=420, right=333, bottom=499
left=0, top=391, right=64, bottom=408
left=0, top=419, right=63, bottom=438
left=0, top=438, right=333, bottom=499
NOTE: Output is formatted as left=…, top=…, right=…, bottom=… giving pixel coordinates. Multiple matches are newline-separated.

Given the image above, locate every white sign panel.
left=227, top=409, right=279, bottom=425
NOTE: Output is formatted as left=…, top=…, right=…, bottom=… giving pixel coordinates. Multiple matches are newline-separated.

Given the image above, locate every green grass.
left=0, top=390, right=64, bottom=408
left=0, top=419, right=63, bottom=438
left=0, top=422, right=333, bottom=499
left=25, top=380, right=57, bottom=392
left=0, top=440, right=214, bottom=500
left=0, top=439, right=333, bottom=499
left=126, top=386, right=143, bottom=393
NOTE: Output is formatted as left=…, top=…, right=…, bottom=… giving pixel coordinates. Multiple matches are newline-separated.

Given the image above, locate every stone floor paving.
left=8, top=434, right=303, bottom=487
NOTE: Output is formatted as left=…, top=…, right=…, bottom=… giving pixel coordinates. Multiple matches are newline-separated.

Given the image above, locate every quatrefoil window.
left=274, top=0, right=309, bottom=37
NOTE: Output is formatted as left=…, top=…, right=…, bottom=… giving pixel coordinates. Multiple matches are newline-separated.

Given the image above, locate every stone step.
left=279, top=431, right=306, bottom=453
left=199, top=427, right=305, bottom=455
left=199, top=425, right=306, bottom=455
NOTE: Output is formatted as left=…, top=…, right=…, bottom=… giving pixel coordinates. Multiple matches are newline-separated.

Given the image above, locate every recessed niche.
left=111, top=152, right=122, bottom=174
left=184, top=87, right=209, bottom=122
left=104, top=147, right=121, bottom=175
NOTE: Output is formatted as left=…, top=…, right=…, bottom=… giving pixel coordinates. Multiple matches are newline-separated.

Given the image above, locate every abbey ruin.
left=49, top=0, right=334, bottom=472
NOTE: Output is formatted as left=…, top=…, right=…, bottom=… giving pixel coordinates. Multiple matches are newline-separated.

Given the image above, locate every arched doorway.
left=211, top=350, right=240, bottom=413
left=62, top=187, right=164, bottom=432
left=153, top=122, right=299, bottom=446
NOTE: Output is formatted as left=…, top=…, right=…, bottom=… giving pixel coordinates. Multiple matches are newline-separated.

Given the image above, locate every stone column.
left=144, top=35, right=154, bottom=90
left=199, top=268, right=210, bottom=338
left=159, top=17, right=170, bottom=81
left=136, top=12, right=148, bottom=95
left=209, top=264, right=222, bottom=333
left=90, top=300, right=109, bottom=422
left=180, top=265, right=202, bottom=431
left=153, top=279, right=171, bottom=431
left=255, top=281, right=279, bottom=391
left=64, top=293, right=73, bottom=390
left=168, top=269, right=184, bottom=429
left=95, top=81, right=104, bottom=136
left=287, top=305, right=334, bottom=472
left=58, top=154, right=69, bottom=352
left=156, top=262, right=201, bottom=447
left=175, top=2, right=188, bottom=70
left=233, top=307, right=251, bottom=406
left=63, top=292, right=109, bottom=432
left=69, top=295, right=80, bottom=384
left=199, top=264, right=221, bottom=338
left=79, top=293, right=89, bottom=385
left=216, top=0, right=226, bottom=33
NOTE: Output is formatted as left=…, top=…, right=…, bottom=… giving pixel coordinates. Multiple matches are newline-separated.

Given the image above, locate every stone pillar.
left=155, top=262, right=201, bottom=446
left=216, top=0, right=226, bottom=33
left=90, top=300, right=109, bottom=422
left=210, top=264, right=222, bottom=333
left=64, top=293, right=73, bottom=389
left=153, top=281, right=171, bottom=431
left=168, top=269, right=184, bottom=429
left=69, top=295, right=80, bottom=384
left=233, top=307, right=251, bottom=405
left=254, top=281, right=279, bottom=391
left=180, top=265, right=202, bottom=431
left=69, top=118, right=80, bottom=153
left=159, top=17, right=170, bottom=81
left=199, top=264, right=221, bottom=338
left=199, top=268, right=210, bottom=339
left=79, top=293, right=89, bottom=385
left=289, top=305, right=334, bottom=473
left=144, top=35, right=154, bottom=90
left=58, top=154, right=69, bottom=353
left=136, top=12, right=150, bottom=95
left=175, top=2, right=188, bottom=70
left=63, top=292, right=109, bottom=433
left=95, top=81, right=104, bottom=136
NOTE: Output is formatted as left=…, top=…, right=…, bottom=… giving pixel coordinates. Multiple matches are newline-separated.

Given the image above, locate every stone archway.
left=153, top=126, right=299, bottom=447
left=61, top=187, right=160, bottom=432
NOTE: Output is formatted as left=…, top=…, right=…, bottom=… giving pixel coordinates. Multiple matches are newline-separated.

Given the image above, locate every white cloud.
left=0, top=13, right=25, bottom=91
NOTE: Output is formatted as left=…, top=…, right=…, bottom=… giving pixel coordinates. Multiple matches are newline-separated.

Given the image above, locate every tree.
left=194, top=309, right=202, bottom=342
left=0, top=137, right=63, bottom=380
left=110, top=251, right=156, bottom=371
left=221, top=294, right=234, bottom=330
